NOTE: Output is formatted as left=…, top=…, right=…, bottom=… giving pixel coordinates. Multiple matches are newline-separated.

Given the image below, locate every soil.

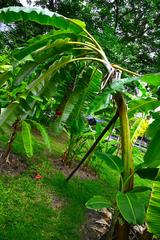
left=0, top=150, right=27, bottom=175
left=52, top=157, right=98, bottom=180
left=47, top=192, right=64, bottom=209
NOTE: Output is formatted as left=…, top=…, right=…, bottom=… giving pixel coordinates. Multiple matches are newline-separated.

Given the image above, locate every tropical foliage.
left=0, top=5, right=160, bottom=240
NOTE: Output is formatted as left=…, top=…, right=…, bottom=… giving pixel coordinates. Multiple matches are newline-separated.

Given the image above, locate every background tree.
left=1, top=0, right=159, bottom=73
left=0, top=0, right=48, bottom=52
left=33, top=0, right=160, bottom=73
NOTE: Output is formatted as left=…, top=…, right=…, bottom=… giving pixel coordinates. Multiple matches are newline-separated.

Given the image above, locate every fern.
left=22, top=121, right=33, bottom=158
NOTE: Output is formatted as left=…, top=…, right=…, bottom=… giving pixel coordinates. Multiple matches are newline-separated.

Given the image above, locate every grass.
left=0, top=129, right=153, bottom=240
left=0, top=131, right=116, bottom=240
left=0, top=175, right=56, bottom=240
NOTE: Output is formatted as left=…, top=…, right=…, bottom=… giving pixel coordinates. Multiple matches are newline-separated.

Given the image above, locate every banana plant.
left=2, top=118, right=51, bottom=162
left=0, top=6, right=160, bottom=240
left=86, top=75, right=160, bottom=239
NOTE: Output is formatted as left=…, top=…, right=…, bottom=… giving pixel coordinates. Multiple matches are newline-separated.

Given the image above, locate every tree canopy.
left=33, top=0, right=160, bottom=73
left=0, top=0, right=159, bottom=73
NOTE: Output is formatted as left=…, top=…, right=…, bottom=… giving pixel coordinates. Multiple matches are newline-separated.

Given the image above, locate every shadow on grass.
left=42, top=171, right=117, bottom=240
left=0, top=132, right=117, bottom=240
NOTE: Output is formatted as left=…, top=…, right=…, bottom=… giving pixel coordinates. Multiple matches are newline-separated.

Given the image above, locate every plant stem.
left=115, top=93, right=134, bottom=192
left=114, top=93, right=134, bottom=240
left=2, top=119, right=19, bottom=163
left=112, top=64, right=140, bottom=76
left=63, top=132, right=74, bottom=164
left=65, top=110, right=119, bottom=182
left=114, top=220, right=130, bottom=240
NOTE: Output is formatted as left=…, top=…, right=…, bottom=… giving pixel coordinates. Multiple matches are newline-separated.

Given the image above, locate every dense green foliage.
left=0, top=132, right=113, bottom=240
left=1, top=0, right=159, bottom=73
left=0, top=3, right=160, bottom=240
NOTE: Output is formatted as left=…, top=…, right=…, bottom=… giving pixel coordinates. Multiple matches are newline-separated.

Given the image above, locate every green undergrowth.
left=0, top=132, right=116, bottom=240
left=0, top=130, right=151, bottom=240
left=0, top=130, right=67, bottom=159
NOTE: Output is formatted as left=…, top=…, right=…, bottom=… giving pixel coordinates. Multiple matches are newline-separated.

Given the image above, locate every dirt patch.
left=0, top=150, right=27, bottom=175
left=49, top=193, right=64, bottom=209
left=52, top=157, right=98, bottom=180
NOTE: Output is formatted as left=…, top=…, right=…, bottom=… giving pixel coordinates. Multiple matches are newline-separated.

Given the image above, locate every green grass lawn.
left=0, top=130, right=153, bottom=240
left=0, top=132, right=117, bottom=240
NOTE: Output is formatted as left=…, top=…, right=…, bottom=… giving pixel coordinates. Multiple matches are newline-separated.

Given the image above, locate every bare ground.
left=0, top=150, right=27, bottom=175
left=51, top=157, right=98, bottom=180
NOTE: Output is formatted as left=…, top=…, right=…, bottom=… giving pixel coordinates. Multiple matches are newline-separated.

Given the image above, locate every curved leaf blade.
left=143, top=130, right=160, bottom=168
left=22, top=121, right=33, bottom=158
left=147, top=116, right=160, bottom=138
left=116, top=191, right=145, bottom=225
left=14, top=29, right=76, bottom=61
left=0, top=103, right=20, bottom=135
left=128, top=98, right=160, bottom=116
left=130, top=186, right=151, bottom=193
left=110, top=76, right=139, bottom=92
left=131, top=118, right=149, bottom=144
left=85, top=195, right=112, bottom=210
left=95, top=151, right=123, bottom=172
left=33, top=121, right=51, bottom=152
left=136, top=168, right=159, bottom=181
left=0, top=7, right=86, bottom=33
left=141, top=73, right=160, bottom=87
left=146, top=182, right=160, bottom=236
